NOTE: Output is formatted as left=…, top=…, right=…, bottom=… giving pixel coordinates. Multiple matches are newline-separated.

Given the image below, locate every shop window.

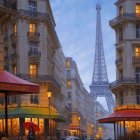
left=66, top=59, right=71, bottom=69
left=0, top=98, right=4, bottom=105
left=136, top=4, right=140, bottom=15
left=29, top=64, right=37, bottom=79
left=11, top=118, right=19, bottom=135
left=136, top=24, right=140, bottom=38
left=29, top=23, right=36, bottom=33
left=39, top=119, right=44, bottom=134
left=30, top=94, right=38, bottom=104
left=67, top=80, right=72, bottom=88
left=136, top=89, right=140, bottom=104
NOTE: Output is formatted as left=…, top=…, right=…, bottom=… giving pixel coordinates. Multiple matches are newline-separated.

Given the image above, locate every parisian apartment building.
left=66, top=57, right=94, bottom=138
left=0, top=0, right=95, bottom=139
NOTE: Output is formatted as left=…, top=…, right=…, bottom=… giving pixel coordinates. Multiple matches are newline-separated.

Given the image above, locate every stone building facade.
left=0, top=0, right=68, bottom=139
left=99, top=0, right=140, bottom=139
left=66, top=57, right=94, bottom=138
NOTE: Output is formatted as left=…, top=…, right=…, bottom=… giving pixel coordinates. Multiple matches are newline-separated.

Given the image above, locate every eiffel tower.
left=90, top=4, right=114, bottom=112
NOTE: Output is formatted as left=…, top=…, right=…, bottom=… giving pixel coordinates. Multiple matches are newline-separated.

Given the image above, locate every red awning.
left=0, top=69, right=39, bottom=93
left=98, top=109, right=140, bottom=123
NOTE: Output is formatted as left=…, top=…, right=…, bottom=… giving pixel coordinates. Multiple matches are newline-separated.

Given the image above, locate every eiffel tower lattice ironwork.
left=90, top=4, right=114, bottom=112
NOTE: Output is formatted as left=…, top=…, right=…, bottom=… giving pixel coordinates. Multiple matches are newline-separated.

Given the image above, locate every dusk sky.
left=50, top=0, right=116, bottom=109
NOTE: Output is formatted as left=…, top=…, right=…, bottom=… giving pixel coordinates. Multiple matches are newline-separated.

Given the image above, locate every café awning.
left=0, top=69, right=39, bottom=93
left=0, top=107, right=66, bottom=122
left=98, top=109, right=140, bottom=123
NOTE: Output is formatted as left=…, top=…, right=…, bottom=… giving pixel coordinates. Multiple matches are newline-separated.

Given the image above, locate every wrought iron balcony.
left=0, top=0, right=17, bottom=11
left=17, top=74, right=61, bottom=89
left=11, top=52, right=17, bottom=64
left=28, top=50, right=41, bottom=64
left=27, top=32, right=40, bottom=42
left=132, top=56, right=140, bottom=64
left=10, top=32, right=17, bottom=45
left=109, top=13, right=140, bottom=27
left=18, top=9, right=50, bottom=20
left=115, top=57, right=122, bottom=66
left=109, top=77, right=140, bottom=89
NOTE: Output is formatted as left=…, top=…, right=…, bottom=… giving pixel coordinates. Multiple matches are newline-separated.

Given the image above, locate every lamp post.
left=91, top=124, right=94, bottom=139
left=78, top=117, right=81, bottom=138
left=47, top=92, right=52, bottom=140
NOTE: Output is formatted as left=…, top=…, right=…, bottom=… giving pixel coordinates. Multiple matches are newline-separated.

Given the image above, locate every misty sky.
left=50, top=0, right=116, bottom=109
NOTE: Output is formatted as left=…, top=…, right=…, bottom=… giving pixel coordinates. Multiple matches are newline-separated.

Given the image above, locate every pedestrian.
left=27, top=126, right=35, bottom=140
left=56, top=130, right=61, bottom=140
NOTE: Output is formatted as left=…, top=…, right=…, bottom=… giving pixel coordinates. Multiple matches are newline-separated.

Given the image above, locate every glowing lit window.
left=29, top=64, right=37, bottom=79
left=13, top=65, right=17, bottom=75
left=12, top=118, right=19, bottom=135
left=0, top=119, right=2, bottom=132
left=39, top=119, right=44, bottom=134
left=135, top=47, right=140, bottom=58
left=29, top=23, right=36, bottom=33
left=136, top=4, right=140, bottom=14
left=13, top=24, right=17, bottom=33
left=66, top=60, right=71, bottom=69
left=67, top=80, right=72, bottom=88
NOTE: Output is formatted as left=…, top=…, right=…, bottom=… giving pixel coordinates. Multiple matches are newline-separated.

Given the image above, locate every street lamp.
left=47, top=92, right=52, bottom=140
left=78, top=117, right=81, bottom=138
left=91, top=124, right=94, bottom=138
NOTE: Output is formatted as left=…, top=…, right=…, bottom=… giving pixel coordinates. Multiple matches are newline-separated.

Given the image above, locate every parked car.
left=65, top=136, right=80, bottom=140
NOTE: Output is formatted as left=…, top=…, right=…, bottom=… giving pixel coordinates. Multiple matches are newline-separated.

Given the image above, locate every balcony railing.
left=115, top=57, right=122, bottom=65
left=27, top=32, right=40, bottom=42
left=18, top=9, right=50, bottom=20
left=132, top=56, right=140, bottom=64
left=109, top=77, right=140, bottom=89
left=17, top=74, right=61, bottom=89
left=109, top=13, right=140, bottom=27
left=0, top=0, right=17, bottom=11
left=28, top=50, right=41, bottom=57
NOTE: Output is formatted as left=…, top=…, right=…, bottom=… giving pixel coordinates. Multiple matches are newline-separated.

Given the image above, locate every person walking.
left=27, top=126, right=35, bottom=140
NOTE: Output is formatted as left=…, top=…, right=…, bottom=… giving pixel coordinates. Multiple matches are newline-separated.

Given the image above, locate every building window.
left=66, top=60, right=71, bottom=69
left=136, top=89, right=140, bottom=104
left=136, top=24, right=140, bottom=38
left=68, top=92, right=71, bottom=99
left=119, top=6, right=123, bottom=15
left=30, top=94, right=38, bottom=104
left=13, top=24, right=17, bottom=33
left=118, top=27, right=123, bottom=41
left=29, top=0, right=37, bottom=16
left=120, top=92, right=123, bottom=105
left=135, top=47, right=140, bottom=58
left=119, top=69, right=123, bottom=79
left=29, top=64, right=37, bottom=79
left=136, top=67, right=140, bottom=82
left=11, top=96, right=16, bottom=104
left=0, top=98, right=4, bottom=105
left=29, top=42, right=38, bottom=53
left=29, top=23, right=36, bottom=33
left=13, top=65, right=17, bottom=75
left=68, top=103, right=72, bottom=111
left=67, top=80, right=72, bottom=88
left=136, top=4, right=140, bottom=15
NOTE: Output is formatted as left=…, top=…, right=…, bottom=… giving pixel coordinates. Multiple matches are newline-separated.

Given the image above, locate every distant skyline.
left=50, top=0, right=116, bottom=108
